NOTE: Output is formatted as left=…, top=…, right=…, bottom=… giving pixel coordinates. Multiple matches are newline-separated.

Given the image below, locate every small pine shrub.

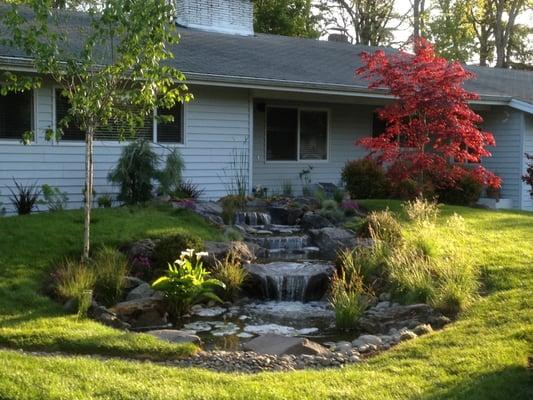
left=153, top=233, right=204, bottom=271
left=341, top=158, right=390, bottom=199
left=91, top=247, right=130, bottom=306
left=108, top=140, right=158, bottom=204
left=213, top=250, right=248, bottom=301
left=157, top=149, right=185, bottom=196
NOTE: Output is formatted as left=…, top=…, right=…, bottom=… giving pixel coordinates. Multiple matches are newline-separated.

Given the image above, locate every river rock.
left=192, top=201, right=224, bottom=226
left=242, top=334, right=329, bottom=356
left=146, top=329, right=202, bottom=345
left=309, top=227, right=357, bottom=259
left=352, top=334, right=383, bottom=348
left=300, top=212, right=333, bottom=230
left=126, top=283, right=155, bottom=301
left=413, top=323, right=433, bottom=336
left=359, top=303, right=442, bottom=333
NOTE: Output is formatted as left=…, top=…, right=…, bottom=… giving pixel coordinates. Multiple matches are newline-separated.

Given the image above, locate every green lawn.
left=0, top=201, right=532, bottom=399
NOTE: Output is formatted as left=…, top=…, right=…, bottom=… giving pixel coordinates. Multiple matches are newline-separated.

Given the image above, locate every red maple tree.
left=356, top=38, right=501, bottom=191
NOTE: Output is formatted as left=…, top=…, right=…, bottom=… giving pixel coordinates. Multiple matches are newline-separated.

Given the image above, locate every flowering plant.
left=152, top=249, right=225, bottom=317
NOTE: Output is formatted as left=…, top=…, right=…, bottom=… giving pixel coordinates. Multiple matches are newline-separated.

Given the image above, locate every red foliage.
left=356, top=38, right=501, bottom=190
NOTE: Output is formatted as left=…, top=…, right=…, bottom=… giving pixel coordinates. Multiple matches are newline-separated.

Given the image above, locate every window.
left=55, top=89, right=153, bottom=142
left=156, top=103, right=183, bottom=143
left=0, top=91, right=33, bottom=140
left=266, top=106, right=328, bottom=161
left=372, top=112, right=386, bottom=138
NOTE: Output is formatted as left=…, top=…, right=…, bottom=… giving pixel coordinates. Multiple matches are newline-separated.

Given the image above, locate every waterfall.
left=234, top=211, right=272, bottom=226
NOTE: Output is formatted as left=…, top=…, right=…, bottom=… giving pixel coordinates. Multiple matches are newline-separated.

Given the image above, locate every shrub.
left=152, top=249, right=225, bottom=317
left=39, top=184, right=69, bottom=211
left=219, top=195, right=246, bottom=225
left=336, top=246, right=385, bottom=289
left=157, top=149, right=185, bottom=196
left=53, top=258, right=95, bottom=316
left=108, top=140, right=159, bottom=204
left=8, top=179, right=40, bottom=215
left=172, top=180, right=204, bottom=200
left=97, top=194, right=113, bottom=208
left=152, top=233, right=204, bottom=271
left=436, top=172, right=483, bottom=206
left=333, top=187, right=345, bottom=203
left=341, top=159, right=390, bottom=199
left=319, top=199, right=345, bottom=223
left=213, top=250, right=248, bottom=301
left=314, top=188, right=327, bottom=206
left=91, top=246, right=129, bottom=306
left=358, top=210, right=403, bottom=248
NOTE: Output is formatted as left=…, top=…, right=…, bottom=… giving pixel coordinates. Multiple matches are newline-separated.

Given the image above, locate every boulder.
left=126, top=282, right=156, bottom=301
left=309, top=227, right=357, bottom=260
left=146, top=329, right=202, bottom=345
left=242, top=334, right=329, bottom=356
left=91, top=305, right=131, bottom=330
left=127, top=239, right=156, bottom=262
left=351, top=334, right=383, bottom=348
left=359, top=303, right=442, bottom=334
left=300, top=212, right=333, bottom=230
left=204, top=241, right=256, bottom=267
left=412, top=323, right=433, bottom=336
left=193, top=201, right=224, bottom=226
left=123, top=276, right=147, bottom=290
left=268, top=207, right=304, bottom=225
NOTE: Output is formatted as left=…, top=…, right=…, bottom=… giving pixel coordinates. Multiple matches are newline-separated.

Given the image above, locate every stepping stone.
left=242, top=334, right=329, bottom=356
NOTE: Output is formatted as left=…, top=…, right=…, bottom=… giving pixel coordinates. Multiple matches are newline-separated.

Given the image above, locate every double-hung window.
left=0, top=91, right=33, bottom=140
left=266, top=106, right=328, bottom=161
left=55, top=89, right=183, bottom=144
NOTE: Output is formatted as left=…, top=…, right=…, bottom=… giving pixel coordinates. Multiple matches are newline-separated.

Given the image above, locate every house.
left=0, top=0, right=532, bottom=213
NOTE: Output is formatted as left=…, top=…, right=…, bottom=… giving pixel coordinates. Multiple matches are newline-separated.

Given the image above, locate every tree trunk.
left=82, top=127, right=94, bottom=261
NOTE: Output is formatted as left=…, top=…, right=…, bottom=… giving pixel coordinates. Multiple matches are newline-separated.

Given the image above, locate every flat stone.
left=146, top=329, right=202, bottom=345
left=242, top=334, right=329, bottom=356
left=352, top=334, right=383, bottom=347
left=110, top=297, right=164, bottom=316
left=183, top=322, right=213, bottom=332
left=191, top=306, right=226, bottom=317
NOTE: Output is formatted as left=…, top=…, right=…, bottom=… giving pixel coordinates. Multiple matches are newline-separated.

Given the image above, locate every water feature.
left=234, top=211, right=272, bottom=225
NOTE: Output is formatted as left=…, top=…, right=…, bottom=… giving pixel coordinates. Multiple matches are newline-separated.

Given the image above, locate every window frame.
left=264, top=105, right=330, bottom=163
left=52, top=85, right=186, bottom=147
left=0, top=89, right=37, bottom=144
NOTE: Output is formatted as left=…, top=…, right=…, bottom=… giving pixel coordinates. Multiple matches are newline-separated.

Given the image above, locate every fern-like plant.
left=152, top=249, right=225, bottom=317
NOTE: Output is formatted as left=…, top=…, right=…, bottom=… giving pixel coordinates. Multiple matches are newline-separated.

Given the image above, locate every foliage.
left=358, top=210, right=403, bottom=247
left=340, top=199, right=361, bottom=217
left=522, top=153, right=533, bottom=197
left=319, top=199, right=345, bottom=223
left=220, top=195, right=246, bottom=225
left=220, top=142, right=248, bottom=198
left=39, top=184, right=69, bottom=211
left=1, top=0, right=191, bottom=259
left=97, top=194, right=113, bottom=208
left=436, top=170, right=484, bottom=206
left=90, top=246, right=129, bottom=306
left=157, top=149, right=185, bottom=197
left=298, top=165, right=313, bottom=196
left=403, top=197, right=440, bottom=226
left=172, top=180, right=204, bottom=200
left=314, top=188, right=327, bottom=206
left=341, top=158, right=390, bottom=199
left=108, top=140, right=159, bottom=205
left=333, top=187, right=345, bottom=203
left=281, top=180, right=293, bottom=197
left=223, top=227, right=244, bottom=242
left=213, top=250, right=248, bottom=302
left=52, top=258, right=96, bottom=304
left=329, top=264, right=368, bottom=331
left=254, top=0, right=320, bottom=38
left=151, top=249, right=225, bottom=317
left=152, top=233, right=204, bottom=271
left=357, top=39, right=501, bottom=195
left=8, top=179, right=41, bottom=215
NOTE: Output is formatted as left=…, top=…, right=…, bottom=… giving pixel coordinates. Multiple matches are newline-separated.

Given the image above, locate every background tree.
left=427, top=0, right=476, bottom=62
left=356, top=38, right=501, bottom=193
left=254, top=0, right=321, bottom=38
left=1, top=0, right=191, bottom=260
left=319, top=0, right=398, bottom=46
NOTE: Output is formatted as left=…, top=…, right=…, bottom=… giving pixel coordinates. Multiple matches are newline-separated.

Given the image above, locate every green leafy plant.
left=333, top=187, right=345, bottom=203
left=319, top=199, right=345, bottom=223
left=341, top=158, right=390, bottom=199
left=152, top=249, right=225, bottom=317
left=97, top=194, right=113, bottom=208
left=157, top=149, right=185, bottom=196
left=281, top=180, right=293, bottom=197
left=220, top=141, right=248, bottom=198
left=108, top=140, right=159, bottom=205
left=152, top=233, right=204, bottom=271
left=91, top=246, right=129, bottom=306
left=299, top=165, right=314, bottom=196
left=39, top=184, right=69, bottom=211
left=8, top=179, right=41, bottom=215
left=213, top=250, right=248, bottom=302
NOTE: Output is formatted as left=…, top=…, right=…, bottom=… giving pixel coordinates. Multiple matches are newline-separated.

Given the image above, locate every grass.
left=0, top=205, right=221, bottom=360
left=0, top=201, right=532, bottom=399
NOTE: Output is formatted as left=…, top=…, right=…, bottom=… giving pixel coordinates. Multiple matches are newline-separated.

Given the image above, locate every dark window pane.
left=55, top=89, right=153, bottom=141
left=300, top=110, right=327, bottom=160
left=266, top=107, right=297, bottom=161
left=157, top=103, right=183, bottom=143
left=0, top=91, right=33, bottom=139
left=372, top=113, right=386, bottom=138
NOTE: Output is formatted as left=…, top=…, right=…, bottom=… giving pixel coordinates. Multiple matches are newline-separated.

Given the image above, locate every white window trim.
left=264, top=104, right=330, bottom=163
left=52, top=85, right=186, bottom=147
left=0, top=89, right=37, bottom=145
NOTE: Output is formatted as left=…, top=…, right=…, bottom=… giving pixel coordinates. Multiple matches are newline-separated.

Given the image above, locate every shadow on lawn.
left=419, top=365, right=533, bottom=400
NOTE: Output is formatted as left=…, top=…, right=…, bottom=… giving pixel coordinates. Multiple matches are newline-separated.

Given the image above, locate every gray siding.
left=522, top=114, right=533, bottom=211
left=480, top=107, right=525, bottom=209
left=0, top=85, right=251, bottom=213
left=252, top=100, right=373, bottom=194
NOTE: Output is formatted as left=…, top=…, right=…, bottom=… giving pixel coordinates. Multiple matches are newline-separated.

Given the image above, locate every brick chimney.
left=176, top=0, right=254, bottom=36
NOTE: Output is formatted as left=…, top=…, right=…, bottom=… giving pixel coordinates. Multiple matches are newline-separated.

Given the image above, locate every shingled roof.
left=0, top=7, right=531, bottom=106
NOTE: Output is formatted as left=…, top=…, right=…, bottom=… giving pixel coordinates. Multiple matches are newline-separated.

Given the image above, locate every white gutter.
left=510, top=99, right=533, bottom=115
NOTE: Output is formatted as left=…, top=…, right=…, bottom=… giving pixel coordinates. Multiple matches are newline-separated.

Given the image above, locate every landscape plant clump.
left=53, top=258, right=96, bottom=314
left=91, top=246, right=130, bottom=306
left=358, top=209, right=403, bottom=247
left=281, top=180, right=293, bottom=197
left=298, top=165, right=314, bottom=196
left=318, top=199, right=345, bottom=223
left=435, top=170, right=484, bottom=206
left=341, top=158, right=390, bottom=199
left=172, top=180, right=204, bottom=200
left=8, top=179, right=41, bottom=215
left=39, top=184, right=69, bottom=211
left=97, top=194, right=113, bottom=208
left=157, top=149, right=185, bottom=197
left=213, top=250, right=249, bottom=302
left=152, top=249, right=225, bottom=317
left=220, top=194, right=247, bottom=225
left=152, top=233, right=204, bottom=272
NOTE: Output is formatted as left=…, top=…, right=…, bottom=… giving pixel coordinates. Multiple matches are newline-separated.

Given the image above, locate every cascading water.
left=234, top=211, right=272, bottom=226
